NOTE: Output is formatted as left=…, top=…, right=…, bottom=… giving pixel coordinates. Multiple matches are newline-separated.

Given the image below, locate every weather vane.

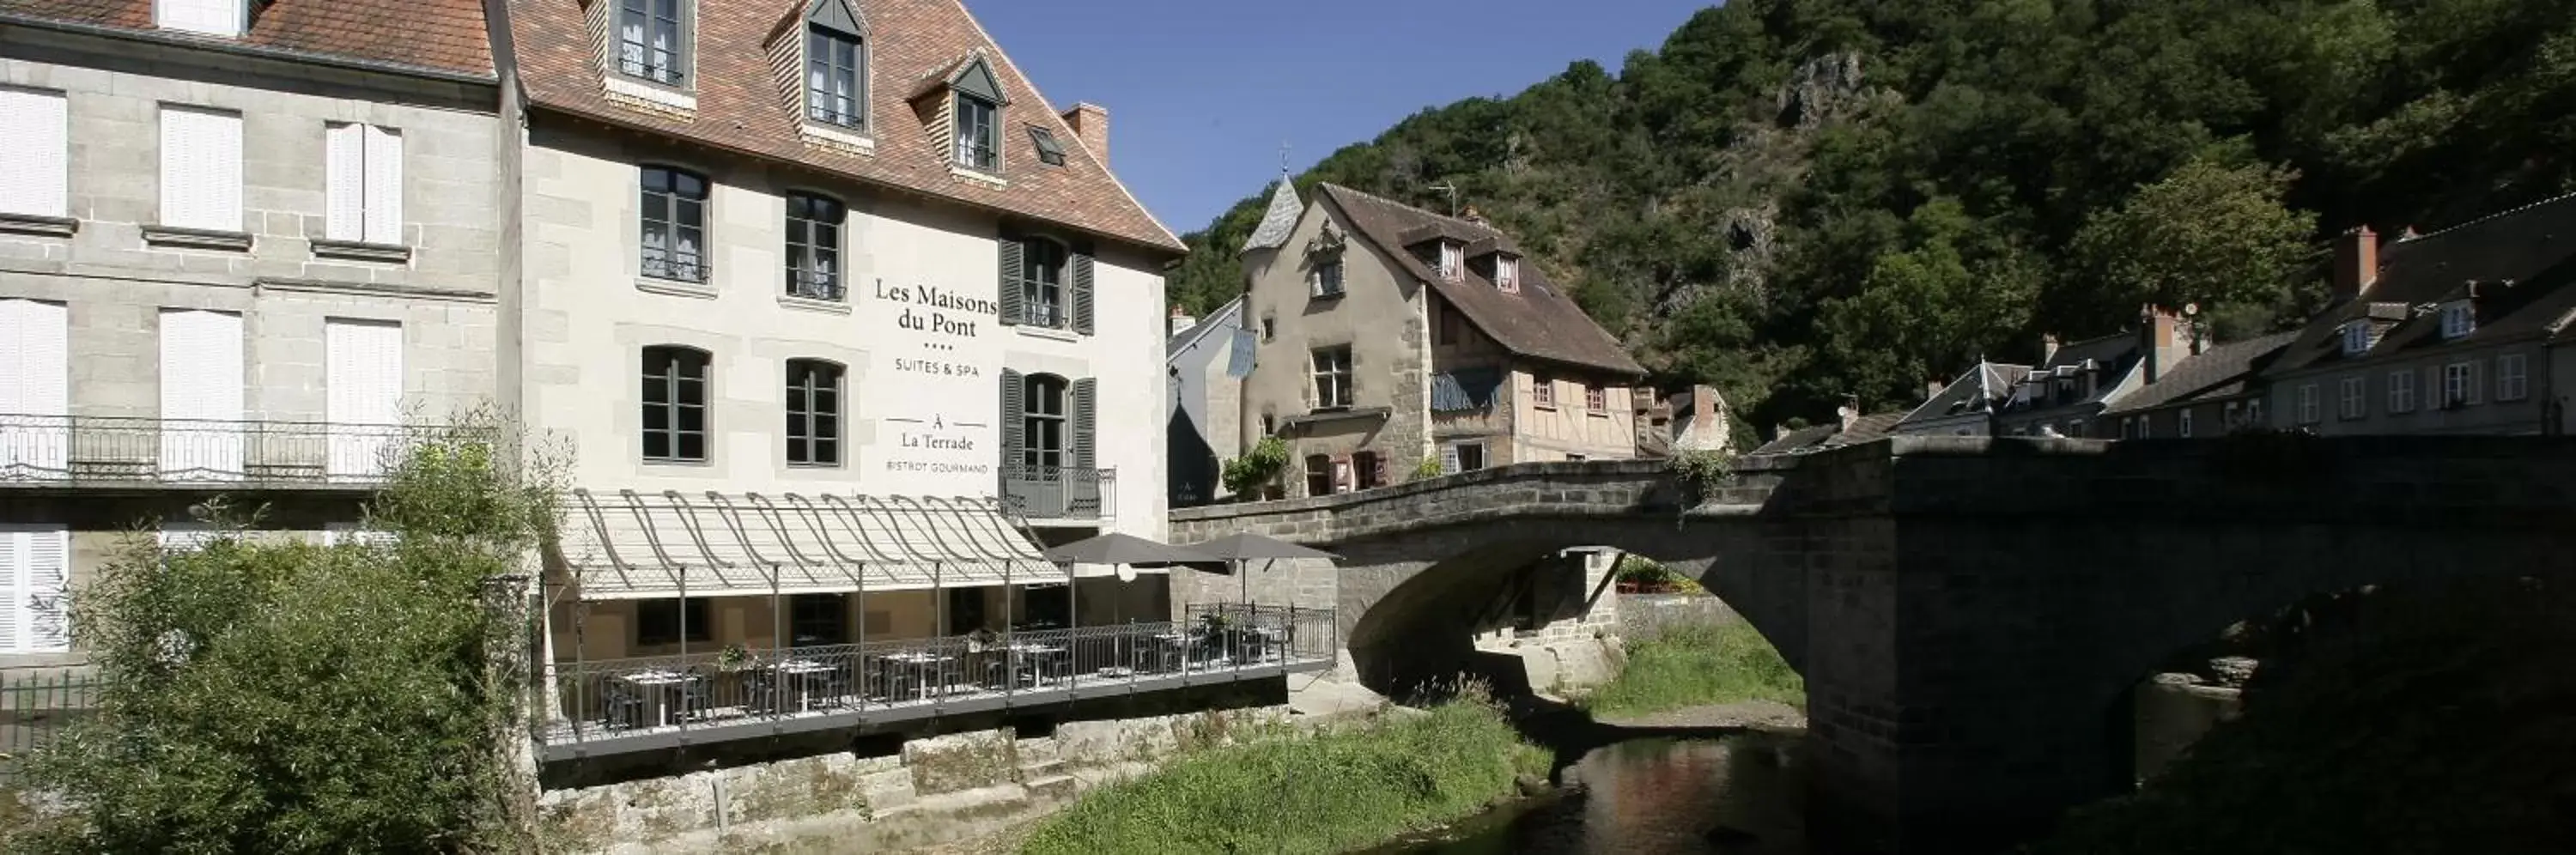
left=1279, top=142, right=1291, bottom=173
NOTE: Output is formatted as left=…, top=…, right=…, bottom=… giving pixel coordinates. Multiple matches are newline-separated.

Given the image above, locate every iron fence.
left=0, top=670, right=98, bottom=785
left=999, top=464, right=1115, bottom=520
left=541, top=609, right=1335, bottom=749
left=0, top=415, right=425, bottom=488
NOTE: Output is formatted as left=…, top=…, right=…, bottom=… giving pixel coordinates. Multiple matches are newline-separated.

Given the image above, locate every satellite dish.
left=1115, top=563, right=1138, bottom=583
left=2182, top=302, right=2199, bottom=316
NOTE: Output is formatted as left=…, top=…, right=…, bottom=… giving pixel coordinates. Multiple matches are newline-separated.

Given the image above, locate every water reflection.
left=1375, top=733, right=1809, bottom=854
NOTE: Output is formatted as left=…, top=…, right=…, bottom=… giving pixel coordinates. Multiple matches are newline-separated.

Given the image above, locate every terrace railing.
left=540, top=609, right=1336, bottom=754
left=998, top=464, right=1115, bottom=520
left=0, top=415, right=422, bottom=488
left=0, top=670, right=99, bottom=785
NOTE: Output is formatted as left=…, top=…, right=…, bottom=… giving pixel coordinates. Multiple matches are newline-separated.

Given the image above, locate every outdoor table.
left=773, top=658, right=830, bottom=711
left=618, top=670, right=690, bottom=726
left=1249, top=626, right=1287, bottom=663
left=1008, top=643, right=1066, bottom=686
left=1150, top=633, right=1188, bottom=672
left=880, top=652, right=946, bottom=700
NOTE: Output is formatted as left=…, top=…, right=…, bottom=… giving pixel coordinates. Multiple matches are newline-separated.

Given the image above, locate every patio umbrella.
left=1044, top=531, right=1222, bottom=567
left=1185, top=533, right=1342, bottom=604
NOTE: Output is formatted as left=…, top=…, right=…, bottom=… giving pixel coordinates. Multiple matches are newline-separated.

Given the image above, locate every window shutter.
left=1070, top=246, right=1096, bottom=335
left=363, top=125, right=404, bottom=245
left=1438, top=444, right=1461, bottom=476
left=326, top=319, right=404, bottom=478
left=325, top=123, right=365, bottom=240
left=207, top=110, right=243, bottom=232
left=996, top=236, right=1024, bottom=326
left=0, top=300, right=70, bottom=474
left=999, top=368, right=1024, bottom=473
left=0, top=88, right=68, bottom=218
left=23, top=527, right=67, bottom=653
left=159, top=310, right=246, bottom=477
left=0, top=531, right=20, bottom=652
left=1070, top=377, right=1097, bottom=471
left=160, top=106, right=242, bottom=232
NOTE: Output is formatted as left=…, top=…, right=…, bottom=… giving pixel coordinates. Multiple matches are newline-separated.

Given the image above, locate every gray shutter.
left=1071, top=245, right=1096, bottom=336
left=997, top=235, right=1024, bottom=326
left=999, top=369, right=1024, bottom=474
left=1070, top=377, right=1097, bottom=471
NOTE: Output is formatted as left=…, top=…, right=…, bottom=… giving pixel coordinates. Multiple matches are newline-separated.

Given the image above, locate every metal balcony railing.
left=999, top=464, right=1114, bottom=520
left=539, top=608, right=1337, bottom=755
left=0, top=415, right=417, bottom=489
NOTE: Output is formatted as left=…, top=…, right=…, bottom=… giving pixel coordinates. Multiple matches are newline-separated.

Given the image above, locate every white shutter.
left=159, top=106, right=241, bottom=232
left=0, top=530, right=20, bottom=652
left=160, top=0, right=242, bottom=38
left=325, top=318, right=403, bottom=479
left=0, top=300, right=70, bottom=478
left=325, top=122, right=364, bottom=240
left=159, top=520, right=217, bottom=553
left=362, top=125, right=404, bottom=245
left=159, top=309, right=245, bottom=480
left=325, top=522, right=396, bottom=548
left=0, top=88, right=69, bottom=218
left=22, top=527, right=69, bottom=653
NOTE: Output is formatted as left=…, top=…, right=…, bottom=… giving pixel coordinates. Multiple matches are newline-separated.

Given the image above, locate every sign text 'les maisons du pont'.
left=866, top=278, right=996, bottom=491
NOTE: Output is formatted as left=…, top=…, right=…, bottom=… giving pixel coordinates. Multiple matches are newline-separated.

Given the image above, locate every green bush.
left=11, top=415, right=560, bottom=855
left=1221, top=436, right=1291, bottom=497
left=1020, top=692, right=1546, bottom=855
left=1586, top=621, right=1803, bottom=717
left=1411, top=455, right=1446, bottom=482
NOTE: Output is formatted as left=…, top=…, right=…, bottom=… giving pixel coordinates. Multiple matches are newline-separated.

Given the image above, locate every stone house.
left=2257, top=196, right=2576, bottom=436
left=1990, top=306, right=2205, bottom=438
left=1894, top=361, right=2027, bottom=437
left=1235, top=180, right=1646, bottom=497
left=1750, top=399, right=1903, bottom=455
left=2098, top=330, right=2296, bottom=440
left=1165, top=295, right=1247, bottom=508
left=0, top=0, right=507, bottom=673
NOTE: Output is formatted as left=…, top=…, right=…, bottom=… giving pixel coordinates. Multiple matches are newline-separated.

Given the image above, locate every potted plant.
left=1221, top=436, right=1292, bottom=502
left=714, top=642, right=756, bottom=672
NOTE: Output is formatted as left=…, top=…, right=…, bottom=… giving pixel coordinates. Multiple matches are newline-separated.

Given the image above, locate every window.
left=155, top=0, right=241, bottom=38
left=2118, top=418, right=2136, bottom=440
left=1438, top=241, right=1462, bottom=281
left=1021, top=373, right=1066, bottom=470
left=324, top=123, right=403, bottom=245
left=2388, top=369, right=2416, bottom=413
left=0, top=88, right=68, bottom=219
left=2339, top=376, right=2366, bottom=420
left=159, top=105, right=242, bottom=232
left=2499, top=353, right=2529, bottom=402
left=2439, top=301, right=2476, bottom=340
left=1496, top=257, right=1519, bottom=293
left=1018, top=237, right=1067, bottom=327
left=2067, top=418, right=2086, bottom=436
left=1440, top=441, right=1487, bottom=474
left=0, top=300, right=68, bottom=476
left=635, top=597, right=713, bottom=646
left=2223, top=401, right=2241, bottom=427
left=1530, top=374, right=1556, bottom=409
left=1029, top=126, right=1066, bottom=167
left=1259, top=414, right=1275, bottom=436
left=1310, top=258, right=1345, bottom=298
left=785, top=359, right=842, bottom=466
left=2341, top=320, right=2372, bottom=356
left=804, top=26, right=864, bottom=128
left=1303, top=454, right=1333, bottom=497
left=1353, top=451, right=1382, bottom=490
left=617, top=0, right=689, bottom=85
left=0, top=525, right=71, bottom=654
left=1311, top=346, right=1353, bottom=409
left=641, top=345, right=709, bottom=462
left=785, top=192, right=845, bottom=300
left=2178, top=409, right=2194, bottom=438
left=639, top=166, right=708, bottom=282
left=2443, top=361, right=2481, bottom=407
left=2297, top=383, right=2319, bottom=424
left=1584, top=384, right=1607, bottom=414
left=788, top=593, right=848, bottom=646
left=2246, top=398, right=2263, bottom=426
left=1260, top=317, right=1275, bottom=343
left=954, top=93, right=999, bottom=172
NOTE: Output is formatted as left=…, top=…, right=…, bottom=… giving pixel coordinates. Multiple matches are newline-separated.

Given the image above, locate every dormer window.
left=2439, top=300, right=2475, bottom=340
left=2341, top=319, right=2373, bottom=356
left=803, top=1, right=866, bottom=129
left=617, top=0, right=690, bottom=86
left=945, top=58, right=1007, bottom=174
left=1437, top=241, right=1462, bottom=282
left=157, top=0, right=245, bottom=38
left=1495, top=256, right=1520, bottom=293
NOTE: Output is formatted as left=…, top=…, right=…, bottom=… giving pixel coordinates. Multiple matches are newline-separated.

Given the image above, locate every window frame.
left=1310, top=346, right=1354, bottom=409
left=1454, top=441, right=1487, bottom=472
left=785, top=358, right=844, bottom=467
left=2297, top=383, right=2319, bottom=424
left=1021, top=373, right=1067, bottom=471
left=2387, top=368, right=2416, bottom=413
left=639, top=165, right=709, bottom=283
left=953, top=91, right=1000, bottom=173
left=2439, top=302, right=2476, bottom=340
left=787, top=592, right=848, bottom=646
left=2340, top=320, right=2371, bottom=356
left=0, top=87, right=70, bottom=220
left=2177, top=409, right=2193, bottom=438
left=1303, top=454, right=1333, bottom=498
left=804, top=25, right=865, bottom=129
left=1496, top=256, right=1519, bottom=292
left=2498, top=353, right=2529, bottom=402
left=1310, top=257, right=1345, bottom=299
left=1530, top=373, right=1556, bottom=409
left=1437, top=241, right=1462, bottom=282
left=615, top=0, right=690, bottom=87
left=2443, top=361, right=2481, bottom=407
left=784, top=191, right=846, bottom=300
left=2338, top=375, right=2366, bottom=421
left=1018, top=236, right=1068, bottom=328
left=641, top=345, right=711, bottom=464
left=1583, top=383, right=1607, bottom=415
left=1028, top=126, right=1066, bottom=167
left=1353, top=451, right=1382, bottom=490
left=635, top=597, right=713, bottom=646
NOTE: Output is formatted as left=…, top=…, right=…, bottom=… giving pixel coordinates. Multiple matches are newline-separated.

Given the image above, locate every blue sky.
left=975, top=0, right=1714, bottom=234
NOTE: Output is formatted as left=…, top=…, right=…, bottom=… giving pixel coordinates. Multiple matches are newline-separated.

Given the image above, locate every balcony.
left=539, top=604, right=1335, bottom=760
left=999, top=464, right=1114, bottom=521
left=0, top=415, right=417, bottom=490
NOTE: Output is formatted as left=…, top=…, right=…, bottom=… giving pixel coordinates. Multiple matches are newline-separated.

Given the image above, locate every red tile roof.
left=0, top=0, right=495, bottom=76
left=503, top=0, right=1183, bottom=255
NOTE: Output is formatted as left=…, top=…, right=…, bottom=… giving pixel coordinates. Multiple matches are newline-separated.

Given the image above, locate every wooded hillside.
left=1165, top=0, right=2575, bottom=429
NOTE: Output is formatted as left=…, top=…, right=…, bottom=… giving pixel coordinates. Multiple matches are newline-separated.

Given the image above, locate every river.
left=1364, top=731, right=1813, bottom=855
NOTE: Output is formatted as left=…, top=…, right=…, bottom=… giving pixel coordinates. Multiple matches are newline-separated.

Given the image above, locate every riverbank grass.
left=1018, top=696, right=1547, bottom=855
left=1586, top=620, right=1803, bottom=717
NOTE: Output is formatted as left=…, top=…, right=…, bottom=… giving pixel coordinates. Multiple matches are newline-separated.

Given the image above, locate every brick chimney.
left=2040, top=333, right=2060, bottom=366
left=1061, top=102, right=1109, bottom=164
left=2333, top=225, right=2379, bottom=301
left=1169, top=304, right=1195, bottom=337
left=1925, top=378, right=1946, bottom=402
left=2139, top=304, right=2190, bottom=385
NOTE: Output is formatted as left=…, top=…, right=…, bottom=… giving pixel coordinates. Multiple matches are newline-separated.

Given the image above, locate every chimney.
left=2040, top=333, right=2060, bottom=366
left=1169, top=304, right=1195, bottom=337
left=2140, top=304, right=2187, bottom=385
left=1925, top=378, right=1945, bottom=403
left=1061, top=102, right=1109, bottom=164
left=1837, top=395, right=1861, bottom=433
left=1461, top=205, right=1487, bottom=226
left=1691, top=385, right=1719, bottom=428
left=2333, top=225, right=2379, bottom=301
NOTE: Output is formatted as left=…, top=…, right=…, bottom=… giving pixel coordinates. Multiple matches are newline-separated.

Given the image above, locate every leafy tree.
left=1818, top=197, right=2038, bottom=408
left=13, top=414, right=561, bottom=855
left=2067, top=150, right=2318, bottom=333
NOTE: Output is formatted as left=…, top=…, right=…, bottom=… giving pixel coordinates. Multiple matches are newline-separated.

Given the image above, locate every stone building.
left=0, top=0, right=507, bottom=673
left=1235, top=180, right=1645, bottom=496
left=1165, top=295, right=1246, bottom=508
left=2099, top=330, right=2295, bottom=440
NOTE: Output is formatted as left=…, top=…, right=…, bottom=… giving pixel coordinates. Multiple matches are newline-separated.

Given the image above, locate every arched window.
left=784, top=192, right=845, bottom=300
left=804, top=1, right=866, bottom=129
left=785, top=358, right=843, bottom=466
left=1018, top=237, right=1066, bottom=328
left=641, top=345, right=710, bottom=462
left=1021, top=373, right=1066, bottom=470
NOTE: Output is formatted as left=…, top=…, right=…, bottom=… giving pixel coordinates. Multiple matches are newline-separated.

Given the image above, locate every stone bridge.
left=1168, top=435, right=2576, bottom=853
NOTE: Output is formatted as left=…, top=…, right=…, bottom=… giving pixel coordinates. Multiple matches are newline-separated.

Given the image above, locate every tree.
left=1817, top=197, right=2037, bottom=409
left=2068, top=150, right=2318, bottom=332
left=13, top=414, right=561, bottom=855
